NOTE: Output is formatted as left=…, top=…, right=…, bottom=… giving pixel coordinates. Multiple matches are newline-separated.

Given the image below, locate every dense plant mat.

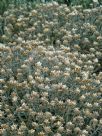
left=0, top=0, right=102, bottom=14
left=0, top=3, right=102, bottom=136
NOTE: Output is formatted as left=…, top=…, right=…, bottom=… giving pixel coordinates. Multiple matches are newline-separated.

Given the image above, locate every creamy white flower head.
left=28, top=56, right=33, bottom=62
left=82, top=130, right=88, bottom=135
left=12, top=96, right=18, bottom=102
left=93, top=0, right=99, bottom=3
left=52, top=1, right=59, bottom=6
left=65, top=67, right=71, bottom=71
left=36, top=61, right=42, bottom=67
left=45, top=85, right=50, bottom=90
left=81, top=71, right=89, bottom=79
left=11, top=124, right=17, bottom=130
left=93, top=58, right=98, bottom=63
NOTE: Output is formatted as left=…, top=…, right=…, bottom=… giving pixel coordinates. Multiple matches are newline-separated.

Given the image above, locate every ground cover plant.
left=0, top=1, right=102, bottom=136
left=0, top=0, right=102, bottom=15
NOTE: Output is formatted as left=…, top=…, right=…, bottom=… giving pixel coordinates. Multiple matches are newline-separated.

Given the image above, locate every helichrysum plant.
left=0, top=1, right=102, bottom=136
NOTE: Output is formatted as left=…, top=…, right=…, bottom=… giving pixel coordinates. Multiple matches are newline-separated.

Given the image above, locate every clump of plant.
left=0, top=2, right=102, bottom=136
